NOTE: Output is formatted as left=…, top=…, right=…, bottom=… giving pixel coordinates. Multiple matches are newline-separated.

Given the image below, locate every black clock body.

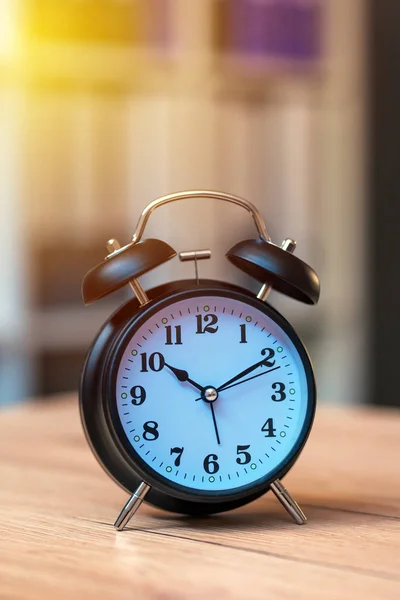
left=80, top=279, right=316, bottom=516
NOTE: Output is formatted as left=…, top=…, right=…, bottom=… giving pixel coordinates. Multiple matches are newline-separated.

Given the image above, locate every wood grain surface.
left=0, top=395, right=399, bottom=599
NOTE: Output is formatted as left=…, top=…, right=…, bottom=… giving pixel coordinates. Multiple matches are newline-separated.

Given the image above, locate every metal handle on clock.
left=131, top=190, right=272, bottom=244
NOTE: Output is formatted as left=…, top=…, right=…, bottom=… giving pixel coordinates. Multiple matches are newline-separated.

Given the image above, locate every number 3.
left=271, top=382, right=286, bottom=402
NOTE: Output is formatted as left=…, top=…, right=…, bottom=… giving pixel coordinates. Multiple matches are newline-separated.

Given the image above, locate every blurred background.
left=0, top=0, right=395, bottom=409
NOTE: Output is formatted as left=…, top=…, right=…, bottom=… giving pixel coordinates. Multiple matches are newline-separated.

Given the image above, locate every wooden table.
left=0, top=395, right=399, bottom=599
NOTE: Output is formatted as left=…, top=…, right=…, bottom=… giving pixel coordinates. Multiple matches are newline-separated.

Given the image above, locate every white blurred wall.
left=0, top=0, right=367, bottom=404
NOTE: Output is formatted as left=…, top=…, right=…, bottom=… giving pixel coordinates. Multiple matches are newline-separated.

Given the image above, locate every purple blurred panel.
left=275, top=2, right=322, bottom=59
left=297, top=3, right=322, bottom=59
left=146, top=0, right=172, bottom=48
left=226, top=0, right=322, bottom=62
left=239, top=2, right=269, bottom=54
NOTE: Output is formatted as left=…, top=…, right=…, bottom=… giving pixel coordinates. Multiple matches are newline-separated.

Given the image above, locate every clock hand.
left=216, top=351, right=276, bottom=391
left=194, top=366, right=280, bottom=401
left=164, top=363, right=220, bottom=444
left=164, top=363, right=205, bottom=393
left=210, top=403, right=221, bottom=445
left=219, top=366, right=281, bottom=392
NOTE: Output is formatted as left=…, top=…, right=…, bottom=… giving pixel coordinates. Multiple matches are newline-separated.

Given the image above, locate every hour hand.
left=164, top=363, right=205, bottom=393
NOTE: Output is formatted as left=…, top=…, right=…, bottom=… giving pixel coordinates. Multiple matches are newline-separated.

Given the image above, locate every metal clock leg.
left=270, top=479, right=307, bottom=525
left=114, top=482, right=151, bottom=531
left=257, top=239, right=297, bottom=302
left=106, top=239, right=150, bottom=305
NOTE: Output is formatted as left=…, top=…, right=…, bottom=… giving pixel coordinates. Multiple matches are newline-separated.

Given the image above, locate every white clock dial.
left=114, top=292, right=312, bottom=493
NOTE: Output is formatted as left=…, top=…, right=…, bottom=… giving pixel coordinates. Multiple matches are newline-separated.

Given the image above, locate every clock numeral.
left=203, top=453, right=219, bottom=474
left=170, top=446, right=184, bottom=467
left=142, top=421, right=159, bottom=441
left=165, top=325, right=183, bottom=346
left=130, top=385, right=146, bottom=406
left=261, top=418, right=276, bottom=438
left=196, top=314, right=219, bottom=334
left=140, top=352, right=165, bottom=373
left=271, top=382, right=286, bottom=402
left=261, top=347, right=276, bottom=368
left=239, top=324, right=247, bottom=344
left=236, top=444, right=251, bottom=465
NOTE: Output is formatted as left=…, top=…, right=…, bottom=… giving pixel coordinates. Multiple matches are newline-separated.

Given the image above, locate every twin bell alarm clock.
left=80, top=191, right=320, bottom=530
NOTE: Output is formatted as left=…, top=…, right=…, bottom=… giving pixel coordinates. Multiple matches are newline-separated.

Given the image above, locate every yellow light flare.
left=0, top=0, right=20, bottom=59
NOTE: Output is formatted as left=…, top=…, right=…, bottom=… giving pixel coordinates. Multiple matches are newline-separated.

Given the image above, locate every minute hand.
left=218, top=366, right=280, bottom=393
left=194, top=365, right=280, bottom=402
left=217, top=352, right=276, bottom=391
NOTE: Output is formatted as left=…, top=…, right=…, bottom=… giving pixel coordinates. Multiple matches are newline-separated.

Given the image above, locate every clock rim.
left=80, top=279, right=316, bottom=515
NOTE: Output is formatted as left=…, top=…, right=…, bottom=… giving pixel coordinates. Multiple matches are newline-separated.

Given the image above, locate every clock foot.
left=114, top=482, right=151, bottom=531
left=270, top=479, right=307, bottom=525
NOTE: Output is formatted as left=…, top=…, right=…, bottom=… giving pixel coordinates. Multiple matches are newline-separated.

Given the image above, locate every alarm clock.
left=80, top=190, right=320, bottom=531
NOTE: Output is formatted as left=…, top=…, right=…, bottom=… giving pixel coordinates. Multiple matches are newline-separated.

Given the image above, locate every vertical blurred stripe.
left=145, top=0, right=172, bottom=49
left=0, top=88, right=31, bottom=404
left=0, top=0, right=18, bottom=58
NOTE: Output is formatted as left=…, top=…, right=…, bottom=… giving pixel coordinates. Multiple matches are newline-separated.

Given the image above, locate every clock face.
left=110, top=289, right=314, bottom=497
